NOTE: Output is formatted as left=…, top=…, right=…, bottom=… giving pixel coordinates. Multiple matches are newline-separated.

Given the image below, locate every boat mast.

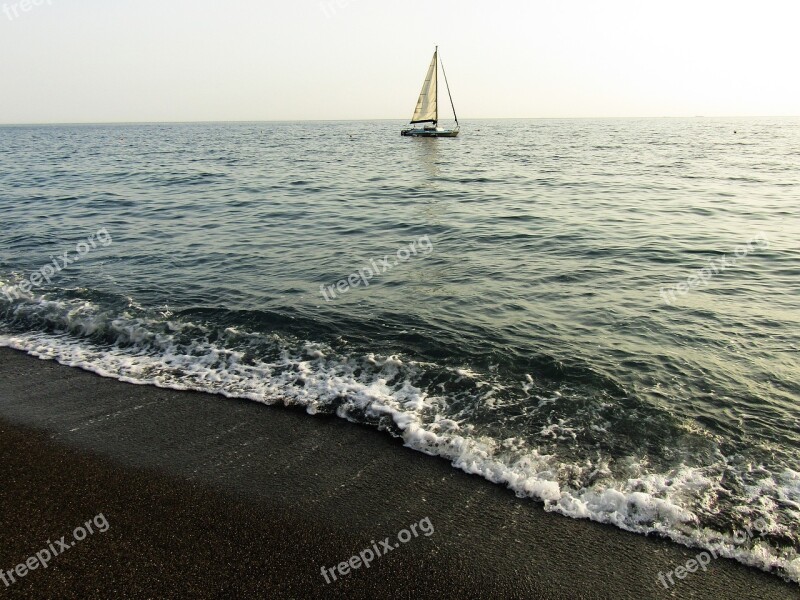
left=434, top=46, right=439, bottom=126
left=440, top=51, right=459, bottom=128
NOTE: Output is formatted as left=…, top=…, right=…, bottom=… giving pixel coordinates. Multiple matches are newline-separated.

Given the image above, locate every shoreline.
left=0, top=346, right=795, bottom=599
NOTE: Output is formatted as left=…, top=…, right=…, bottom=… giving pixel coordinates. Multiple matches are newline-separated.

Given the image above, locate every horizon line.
left=1, top=115, right=799, bottom=127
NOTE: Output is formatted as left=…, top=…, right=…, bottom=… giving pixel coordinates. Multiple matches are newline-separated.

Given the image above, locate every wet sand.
left=0, top=347, right=795, bottom=599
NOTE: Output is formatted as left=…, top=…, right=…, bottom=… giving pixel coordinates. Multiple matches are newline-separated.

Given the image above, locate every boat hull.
left=401, top=128, right=459, bottom=138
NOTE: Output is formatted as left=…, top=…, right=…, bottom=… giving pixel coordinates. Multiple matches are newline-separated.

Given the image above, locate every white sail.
left=410, top=51, right=437, bottom=124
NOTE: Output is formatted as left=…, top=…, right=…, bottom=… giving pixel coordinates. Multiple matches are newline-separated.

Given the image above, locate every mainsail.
left=410, top=50, right=438, bottom=124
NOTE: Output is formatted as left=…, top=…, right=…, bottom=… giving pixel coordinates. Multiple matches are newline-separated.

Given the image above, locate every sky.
left=0, top=0, right=798, bottom=124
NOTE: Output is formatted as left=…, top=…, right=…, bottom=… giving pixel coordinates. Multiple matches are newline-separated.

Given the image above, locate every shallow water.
left=1, top=118, right=798, bottom=581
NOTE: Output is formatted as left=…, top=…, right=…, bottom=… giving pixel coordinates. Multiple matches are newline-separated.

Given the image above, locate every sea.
left=1, top=118, right=798, bottom=582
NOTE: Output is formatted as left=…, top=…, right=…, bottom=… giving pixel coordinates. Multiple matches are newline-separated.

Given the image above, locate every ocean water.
left=1, top=119, right=798, bottom=582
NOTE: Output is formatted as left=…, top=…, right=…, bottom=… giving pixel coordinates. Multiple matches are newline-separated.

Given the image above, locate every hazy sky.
left=1, top=0, right=798, bottom=123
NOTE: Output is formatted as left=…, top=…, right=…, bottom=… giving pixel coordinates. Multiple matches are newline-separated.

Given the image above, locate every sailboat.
left=401, top=46, right=460, bottom=137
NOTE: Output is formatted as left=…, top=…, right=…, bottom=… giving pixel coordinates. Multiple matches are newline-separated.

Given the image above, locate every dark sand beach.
left=0, top=347, right=795, bottom=599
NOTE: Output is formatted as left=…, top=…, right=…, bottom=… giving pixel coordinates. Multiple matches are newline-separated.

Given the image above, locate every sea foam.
left=1, top=289, right=798, bottom=583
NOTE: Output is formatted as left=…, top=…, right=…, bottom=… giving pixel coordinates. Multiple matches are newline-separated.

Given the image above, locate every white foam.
left=0, top=292, right=797, bottom=584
